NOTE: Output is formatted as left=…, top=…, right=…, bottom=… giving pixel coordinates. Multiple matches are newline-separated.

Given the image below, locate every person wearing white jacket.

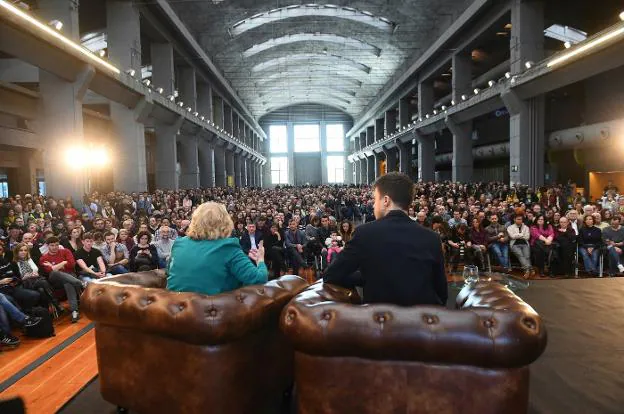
left=507, top=214, right=532, bottom=277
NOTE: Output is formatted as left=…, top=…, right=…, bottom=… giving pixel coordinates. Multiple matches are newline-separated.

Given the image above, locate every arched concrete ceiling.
left=171, top=1, right=472, bottom=119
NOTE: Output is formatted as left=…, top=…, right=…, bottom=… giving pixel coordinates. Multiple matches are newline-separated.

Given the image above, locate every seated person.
left=74, top=232, right=108, bottom=284
left=128, top=231, right=159, bottom=272
left=447, top=224, right=473, bottom=272
left=507, top=214, right=532, bottom=277
left=603, top=215, right=624, bottom=275
left=239, top=222, right=263, bottom=256
left=551, top=217, right=578, bottom=277
left=152, top=226, right=174, bottom=269
left=40, top=237, right=83, bottom=323
left=0, top=292, right=41, bottom=348
left=578, top=215, right=602, bottom=275
left=284, top=219, right=307, bottom=275
left=324, top=233, right=343, bottom=264
left=263, top=224, right=286, bottom=277
left=323, top=173, right=447, bottom=307
left=530, top=215, right=554, bottom=276
left=100, top=232, right=130, bottom=275
left=167, top=202, right=267, bottom=295
left=0, top=243, right=40, bottom=311
left=485, top=214, right=510, bottom=269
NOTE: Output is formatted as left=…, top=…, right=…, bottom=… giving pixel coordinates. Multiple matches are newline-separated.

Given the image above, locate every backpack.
left=24, top=307, right=55, bottom=338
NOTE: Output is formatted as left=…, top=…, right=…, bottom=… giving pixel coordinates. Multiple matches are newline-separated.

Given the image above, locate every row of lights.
left=0, top=0, right=261, bottom=153
left=356, top=10, right=624, bottom=152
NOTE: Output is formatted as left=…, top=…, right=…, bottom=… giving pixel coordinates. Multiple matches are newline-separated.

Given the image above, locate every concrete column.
left=287, top=123, right=295, bottom=184
left=258, top=162, right=264, bottom=188
left=398, top=141, right=412, bottom=176
left=345, top=159, right=353, bottom=185
left=415, top=135, right=435, bottom=182
left=366, top=126, right=374, bottom=147
left=418, top=82, right=434, bottom=118
left=320, top=120, right=328, bottom=184
left=198, top=138, right=215, bottom=187
left=399, top=97, right=411, bottom=129
left=385, top=148, right=398, bottom=173
left=241, top=157, right=248, bottom=187
left=234, top=154, right=242, bottom=186
left=452, top=52, right=473, bottom=103
left=178, top=67, right=197, bottom=111
left=151, top=43, right=175, bottom=96
left=446, top=117, right=473, bottom=182
left=385, top=109, right=397, bottom=135
left=223, top=105, right=233, bottom=134
left=213, top=96, right=224, bottom=127
left=155, top=118, right=182, bottom=190
left=504, top=0, right=545, bottom=187
left=352, top=160, right=359, bottom=184
left=367, top=156, right=375, bottom=184
left=510, top=0, right=544, bottom=75
left=246, top=158, right=252, bottom=186
left=359, top=158, right=367, bottom=185
left=178, top=135, right=199, bottom=189
left=107, top=0, right=147, bottom=192
left=359, top=132, right=366, bottom=150
left=225, top=150, right=235, bottom=186
left=197, top=82, right=213, bottom=121
left=374, top=152, right=384, bottom=178
left=375, top=118, right=384, bottom=141
left=214, top=144, right=226, bottom=186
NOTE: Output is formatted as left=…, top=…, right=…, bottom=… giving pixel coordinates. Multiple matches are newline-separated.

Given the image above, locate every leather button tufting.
left=523, top=317, right=536, bottom=330
left=178, top=304, right=185, bottom=311
left=96, top=289, right=104, bottom=296
left=321, top=312, right=332, bottom=321
left=483, top=319, right=496, bottom=328
left=422, top=314, right=438, bottom=325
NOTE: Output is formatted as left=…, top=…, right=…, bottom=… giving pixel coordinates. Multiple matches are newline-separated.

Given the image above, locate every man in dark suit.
left=323, top=172, right=447, bottom=306
left=239, top=223, right=263, bottom=256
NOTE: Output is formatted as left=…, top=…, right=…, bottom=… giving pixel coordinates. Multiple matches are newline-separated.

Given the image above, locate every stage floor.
left=60, top=278, right=624, bottom=414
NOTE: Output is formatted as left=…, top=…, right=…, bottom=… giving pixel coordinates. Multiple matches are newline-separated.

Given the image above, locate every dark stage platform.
left=61, top=278, right=624, bottom=414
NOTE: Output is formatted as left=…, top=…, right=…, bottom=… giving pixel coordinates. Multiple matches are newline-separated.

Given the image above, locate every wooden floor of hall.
left=0, top=313, right=98, bottom=414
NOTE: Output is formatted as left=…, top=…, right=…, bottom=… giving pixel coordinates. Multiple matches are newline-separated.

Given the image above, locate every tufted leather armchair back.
left=82, top=271, right=308, bottom=414
left=281, top=282, right=547, bottom=414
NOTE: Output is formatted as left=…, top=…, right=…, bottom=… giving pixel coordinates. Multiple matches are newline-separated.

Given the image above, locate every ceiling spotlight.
left=200, top=116, right=205, bottom=121
left=433, top=110, right=438, bottom=115
left=167, top=95, right=175, bottom=101
left=425, top=114, right=430, bottom=119
left=473, top=88, right=480, bottom=95
left=505, top=72, right=511, bottom=79
left=488, top=80, right=495, bottom=87
left=511, top=76, right=517, bottom=84
left=126, top=69, right=136, bottom=77
left=441, top=105, right=446, bottom=110
left=525, top=61, right=534, bottom=69
left=156, top=87, right=164, bottom=94
left=193, top=112, right=199, bottom=116
left=461, top=94, right=467, bottom=101
left=98, top=50, right=106, bottom=58
left=564, top=41, right=571, bottom=49
left=450, top=100, right=455, bottom=106
left=173, top=90, right=179, bottom=98
left=418, top=118, right=423, bottom=122
left=49, top=20, right=63, bottom=31
left=186, top=107, right=192, bottom=112
left=619, top=11, right=624, bottom=21
left=178, top=101, right=184, bottom=107
left=143, top=79, right=151, bottom=86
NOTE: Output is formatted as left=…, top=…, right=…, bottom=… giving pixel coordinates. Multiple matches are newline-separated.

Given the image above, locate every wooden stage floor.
left=0, top=312, right=98, bottom=414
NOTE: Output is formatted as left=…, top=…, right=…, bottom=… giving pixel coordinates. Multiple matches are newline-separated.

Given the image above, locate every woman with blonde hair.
left=167, top=202, right=268, bottom=295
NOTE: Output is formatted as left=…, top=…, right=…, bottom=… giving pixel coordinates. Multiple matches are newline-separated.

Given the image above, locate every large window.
left=327, top=156, right=344, bottom=184
left=294, top=124, right=320, bottom=152
left=271, top=157, right=288, bottom=185
left=269, top=125, right=288, bottom=153
left=326, top=124, right=345, bottom=152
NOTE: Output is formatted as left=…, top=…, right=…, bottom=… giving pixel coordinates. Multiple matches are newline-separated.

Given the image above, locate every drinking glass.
left=463, top=265, right=479, bottom=286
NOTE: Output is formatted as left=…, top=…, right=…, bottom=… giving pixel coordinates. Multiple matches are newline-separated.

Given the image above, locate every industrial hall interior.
left=0, top=0, right=624, bottom=413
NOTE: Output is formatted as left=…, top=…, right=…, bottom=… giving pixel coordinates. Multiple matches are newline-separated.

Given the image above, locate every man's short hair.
left=82, top=232, right=94, bottom=241
left=612, top=215, right=622, bottom=222
left=46, top=236, right=60, bottom=244
left=372, top=172, right=414, bottom=210
left=103, top=231, right=115, bottom=238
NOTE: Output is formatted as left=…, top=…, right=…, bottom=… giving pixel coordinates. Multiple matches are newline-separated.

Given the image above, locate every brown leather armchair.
left=81, top=270, right=308, bottom=414
left=281, top=282, right=547, bottom=414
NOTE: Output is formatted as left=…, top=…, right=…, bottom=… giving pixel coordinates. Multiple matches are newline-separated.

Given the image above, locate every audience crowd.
left=0, top=179, right=623, bottom=348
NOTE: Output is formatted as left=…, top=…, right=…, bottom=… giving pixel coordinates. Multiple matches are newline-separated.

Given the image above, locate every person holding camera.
left=128, top=231, right=159, bottom=272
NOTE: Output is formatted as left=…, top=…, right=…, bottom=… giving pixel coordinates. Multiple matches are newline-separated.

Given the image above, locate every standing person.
left=74, top=233, right=107, bottom=284
left=486, top=213, right=510, bottom=269
left=603, top=215, right=624, bottom=275
left=323, top=173, right=447, bottom=306
left=39, top=237, right=83, bottom=323
left=507, top=214, right=532, bottom=278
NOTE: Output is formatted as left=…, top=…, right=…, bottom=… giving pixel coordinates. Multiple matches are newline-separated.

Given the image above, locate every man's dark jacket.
left=323, top=210, right=448, bottom=306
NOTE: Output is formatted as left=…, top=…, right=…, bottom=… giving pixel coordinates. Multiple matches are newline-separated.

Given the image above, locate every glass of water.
left=463, top=265, right=479, bottom=286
